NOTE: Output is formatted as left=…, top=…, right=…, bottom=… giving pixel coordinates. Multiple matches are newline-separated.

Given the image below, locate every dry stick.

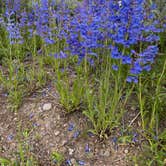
left=128, top=112, right=141, bottom=127
left=112, top=157, right=126, bottom=164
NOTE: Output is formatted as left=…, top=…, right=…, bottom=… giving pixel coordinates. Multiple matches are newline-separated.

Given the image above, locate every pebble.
left=54, top=131, right=60, bottom=136
left=124, top=149, right=129, bottom=154
left=131, top=106, right=136, bottom=111
left=61, top=140, right=68, bottom=146
left=69, top=148, right=75, bottom=155
left=164, top=158, right=166, bottom=165
left=99, top=149, right=110, bottom=157
left=42, top=103, right=52, bottom=111
left=57, top=115, right=61, bottom=120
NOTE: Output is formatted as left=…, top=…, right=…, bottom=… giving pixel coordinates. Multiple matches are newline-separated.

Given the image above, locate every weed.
left=55, top=64, right=86, bottom=113
left=51, top=151, right=64, bottom=166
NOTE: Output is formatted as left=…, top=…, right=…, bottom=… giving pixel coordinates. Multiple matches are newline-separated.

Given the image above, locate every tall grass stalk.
left=150, top=58, right=166, bottom=130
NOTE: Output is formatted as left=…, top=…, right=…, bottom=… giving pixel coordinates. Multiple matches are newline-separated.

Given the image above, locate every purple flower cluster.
left=0, top=0, right=163, bottom=82
left=33, top=0, right=55, bottom=44
left=64, top=0, right=162, bottom=82
left=1, top=0, right=67, bottom=45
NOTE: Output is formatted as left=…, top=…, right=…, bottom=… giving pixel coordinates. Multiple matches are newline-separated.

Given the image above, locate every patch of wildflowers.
left=33, top=0, right=55, bottom=44
left=1, top=0, right=161, bottom=80
left=6, top=12, right=23, bottom=44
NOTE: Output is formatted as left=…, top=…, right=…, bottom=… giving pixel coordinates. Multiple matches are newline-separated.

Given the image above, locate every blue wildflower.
left=126, top=76, right=138, bottom=83
left=132, top=133, right=139, bottom=143
left=87, top=131, right=94, bottom=137
left=29, top=113, right=34, bottom=119
left=112, top=65, right=119, bottom=71
left=73, top=131, right=80, bottom=138
left=78, top=160, right=85, bottom=165
left=7, top=134, right=14, bottom=141
left=68, top=123, right=75, bottom=131
left=85, top=143, right=90, bottom=153
left=122, top=56, right=132, bottom=65
left=66, top=159, right=72, bottom=166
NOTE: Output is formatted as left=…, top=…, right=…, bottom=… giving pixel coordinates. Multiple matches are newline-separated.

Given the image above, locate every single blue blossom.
left=85, top=143, right=90, bottom=153
left=68, top=123, right=75, bottom=131
left=112, top=65, right=119, bottom=71
left=73, top=131, right=80, bottom=138
left=7, top=134, right=14, bottom=141
left=78, top=160, right=85, bottom=165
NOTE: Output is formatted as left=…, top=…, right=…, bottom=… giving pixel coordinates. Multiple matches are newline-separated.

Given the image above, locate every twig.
left=129, top=112, right=141, bottom=127
left=112, top=157, right=126, bottom=164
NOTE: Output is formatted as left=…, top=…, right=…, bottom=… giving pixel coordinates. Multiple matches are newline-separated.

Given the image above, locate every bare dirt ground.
left=0, top=82, right=142, bottom=166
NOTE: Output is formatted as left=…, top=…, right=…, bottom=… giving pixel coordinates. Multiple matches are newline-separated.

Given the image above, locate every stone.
left=61, top=140, right=68, bottom=146
left=69, top=148, right=75, bottom=155
left=43, top=103, right=52, bottom=111
left=164, top=158, right=166, bottom=165
left=131, top=106, right=136, bottom=111
left=54, top=131, right=60, bottom=136
left=99, top=149, right=110, bottom=157
left=124, top=149, right=129, bottom=154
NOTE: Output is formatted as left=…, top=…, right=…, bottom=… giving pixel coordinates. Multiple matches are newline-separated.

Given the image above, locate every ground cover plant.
left=0, top=0, right=166, bottom=165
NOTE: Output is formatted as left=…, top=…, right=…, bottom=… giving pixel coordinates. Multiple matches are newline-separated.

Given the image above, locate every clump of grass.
left=55, top=63, right=86, bottom=113
left=51, top=151, right=64, bottom=166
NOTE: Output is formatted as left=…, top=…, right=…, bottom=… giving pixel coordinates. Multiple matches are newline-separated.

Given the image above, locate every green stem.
left=138, top=75, right=145, bottom=130
left=150, top=59, right=166, bottom=130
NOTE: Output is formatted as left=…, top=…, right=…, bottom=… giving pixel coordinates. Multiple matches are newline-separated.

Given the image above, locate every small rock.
left=61, top=140, right=68, bottom=146
left=164, top=158, right=166, bottom=165
left=99, top=149, right=110, bottom=157
left=68, top=148, right=75, bottom=155
left=64, top=123, right=68, bottom=127
left=54, top=131, right=60, bottom=136
left=43, top=103, right=52, bottom=111
left=57, top=115, right=61, bottom=120
left=13, top=117, right=17, bottom=121
left=124, top=149, right=129, bottom=154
